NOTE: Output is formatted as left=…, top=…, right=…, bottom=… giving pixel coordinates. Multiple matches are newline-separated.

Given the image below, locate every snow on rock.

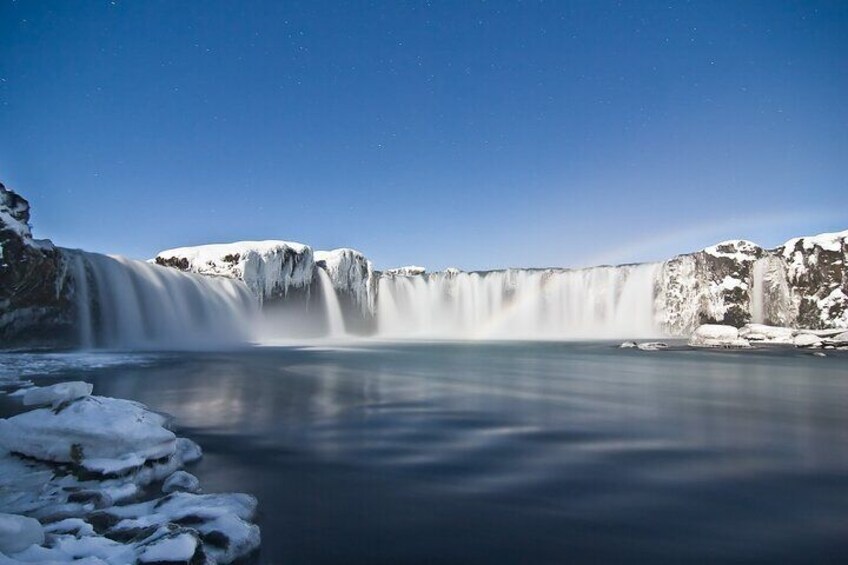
left=688, top=324, right=750, bottom=348
left=106, top=492, right=261, bottom=563
left=154, top=240, right=314, bottom=303
left=702, top=240, right=762, bottom=262
left=175, top=437, right=203, bottom=465
left=738, top=324, right=795, bottom=343
left=162, top=471, right=201, bottom=494
left=0, top=396, right=176, bottom=470
left=22, top=381, right=93, bottom=409
left=137, top=531, right=201, bottom=563
left=777, top=229, right=848, bottom=330
left=384, top=266, right=426, bottom=276
left=0, top=513, right=44, bottom=554
left=0, top=377, right=260, bottom=564
left=794, top=333, right=823, bottom=348
left=315, top=248, right=376, bottom=315
left=637, top=342, right=668, bottom=351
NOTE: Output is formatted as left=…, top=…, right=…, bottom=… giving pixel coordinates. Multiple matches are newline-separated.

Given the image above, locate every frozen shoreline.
left=0, top=372, right=261, bottom=563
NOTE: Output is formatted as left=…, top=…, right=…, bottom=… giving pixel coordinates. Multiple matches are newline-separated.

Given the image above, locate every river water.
left=2, top=342, right=847, bottom=564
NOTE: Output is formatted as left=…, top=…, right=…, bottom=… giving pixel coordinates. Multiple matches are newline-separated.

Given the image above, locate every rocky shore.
left=0, top=376, right=260, bottom=563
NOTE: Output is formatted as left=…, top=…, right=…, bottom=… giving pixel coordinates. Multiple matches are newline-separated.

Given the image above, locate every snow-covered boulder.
left=22, top=381, right=93, bottom=409
left=738, top=324, right=795, bottom=343
left=162, top=471, right=201, bottom=494
left=793, top=333, right=823, bottom=348
left=637, top=342, right=668, bottom=351
left=315, top=248, right=376, bottom=316
left=154, top=240, right=314, bottom=303
left=0, top=396, right=176, bottom=472
left=689, top=324, right=750, bottom=348
left=823, top=331, right=848, bottom=346
left=0, top=513, right=44, bottom=554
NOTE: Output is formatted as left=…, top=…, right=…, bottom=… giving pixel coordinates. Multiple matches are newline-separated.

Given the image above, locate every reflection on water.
left=21, top=343, right=848, bottom=564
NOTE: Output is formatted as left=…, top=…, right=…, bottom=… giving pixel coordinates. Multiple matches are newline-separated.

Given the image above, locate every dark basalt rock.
left=0, top=183, right=77, bottom=348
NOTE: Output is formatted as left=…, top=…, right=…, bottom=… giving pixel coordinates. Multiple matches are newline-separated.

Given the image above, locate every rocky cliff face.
left=655, top=232, right=847, bottom=334
left=0, top=183, right=75, bottom=348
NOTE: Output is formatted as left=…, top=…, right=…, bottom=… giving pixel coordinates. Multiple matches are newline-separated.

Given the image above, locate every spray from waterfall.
left=316, top=268, right=346, bottom=337
left=68, top=250, right=257, bottom=349
left=376, top=263, right=663, bottom=339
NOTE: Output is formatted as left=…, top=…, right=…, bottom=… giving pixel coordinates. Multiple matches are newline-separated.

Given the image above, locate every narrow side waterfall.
left=751, top=258, right=768, bottom=324
left=68, top=250, right=257, bottom=349
left=316, top=267, right=346, bottom=337
left=376, top=263, right=663, bottom=339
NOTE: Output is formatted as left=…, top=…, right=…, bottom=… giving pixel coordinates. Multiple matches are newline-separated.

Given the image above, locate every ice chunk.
left=22, top=381, right=93, bottom=409
left=0, top=513, right=44, bottom=554
left=162, top=471, right=201, bottom=494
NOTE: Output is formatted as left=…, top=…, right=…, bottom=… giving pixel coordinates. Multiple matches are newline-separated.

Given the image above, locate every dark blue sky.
left=2, top=1, right=846, bottom=270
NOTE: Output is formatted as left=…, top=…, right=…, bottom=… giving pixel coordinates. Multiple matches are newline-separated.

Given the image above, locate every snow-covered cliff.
left=314, top=248, right=376, bottom=316
left=154, top=240, right=314, bottom=303
left=2, top=180, right=847, bottom=346
left=655, top=231, right=847, bottom=334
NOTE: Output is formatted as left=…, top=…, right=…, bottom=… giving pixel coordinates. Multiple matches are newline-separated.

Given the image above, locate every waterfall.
left=751, top=258, right=767, bottom=324
left=376, top=263, right=662, bottom=339
left=67, top=250, right=257, bottom=349
left=316, top=267, right=346, bottom=337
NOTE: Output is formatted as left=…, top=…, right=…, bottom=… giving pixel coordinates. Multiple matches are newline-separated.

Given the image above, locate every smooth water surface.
left=5, top=342, right=848, bottom=564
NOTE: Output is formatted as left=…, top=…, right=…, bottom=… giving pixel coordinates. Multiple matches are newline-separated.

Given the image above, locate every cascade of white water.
left=751, top=258, right=768, bottom=324
left=376, top=263, right=663, bottom=339
left=68, top=250, right=257, bottom=349
left=316, top=267, right=346, bottom=337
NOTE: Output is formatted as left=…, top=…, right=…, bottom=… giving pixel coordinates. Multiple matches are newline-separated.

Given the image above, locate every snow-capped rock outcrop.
left=656, top=232, right=848, bottom=334
left=776, top=230, right=848, bottom=329
left=384, top=265, right=426, bottom=276
left=155, top=240, right=314, bottom=303
left=0, top=183, right=75, bottom=347
left=315, top=248, right=376, bottom=316
left=656, top=240, right=764, bottom=334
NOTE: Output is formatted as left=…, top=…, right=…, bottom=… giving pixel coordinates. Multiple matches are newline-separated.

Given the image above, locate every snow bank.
left=688, top=324, right=750, bottom=348
left=155, top=240, right=314, bottom=302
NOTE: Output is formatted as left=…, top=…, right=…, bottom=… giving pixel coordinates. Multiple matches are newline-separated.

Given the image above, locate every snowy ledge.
left=0, top=380, right=261, bottom=563
left=618, top=324, right=848, bottom=354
